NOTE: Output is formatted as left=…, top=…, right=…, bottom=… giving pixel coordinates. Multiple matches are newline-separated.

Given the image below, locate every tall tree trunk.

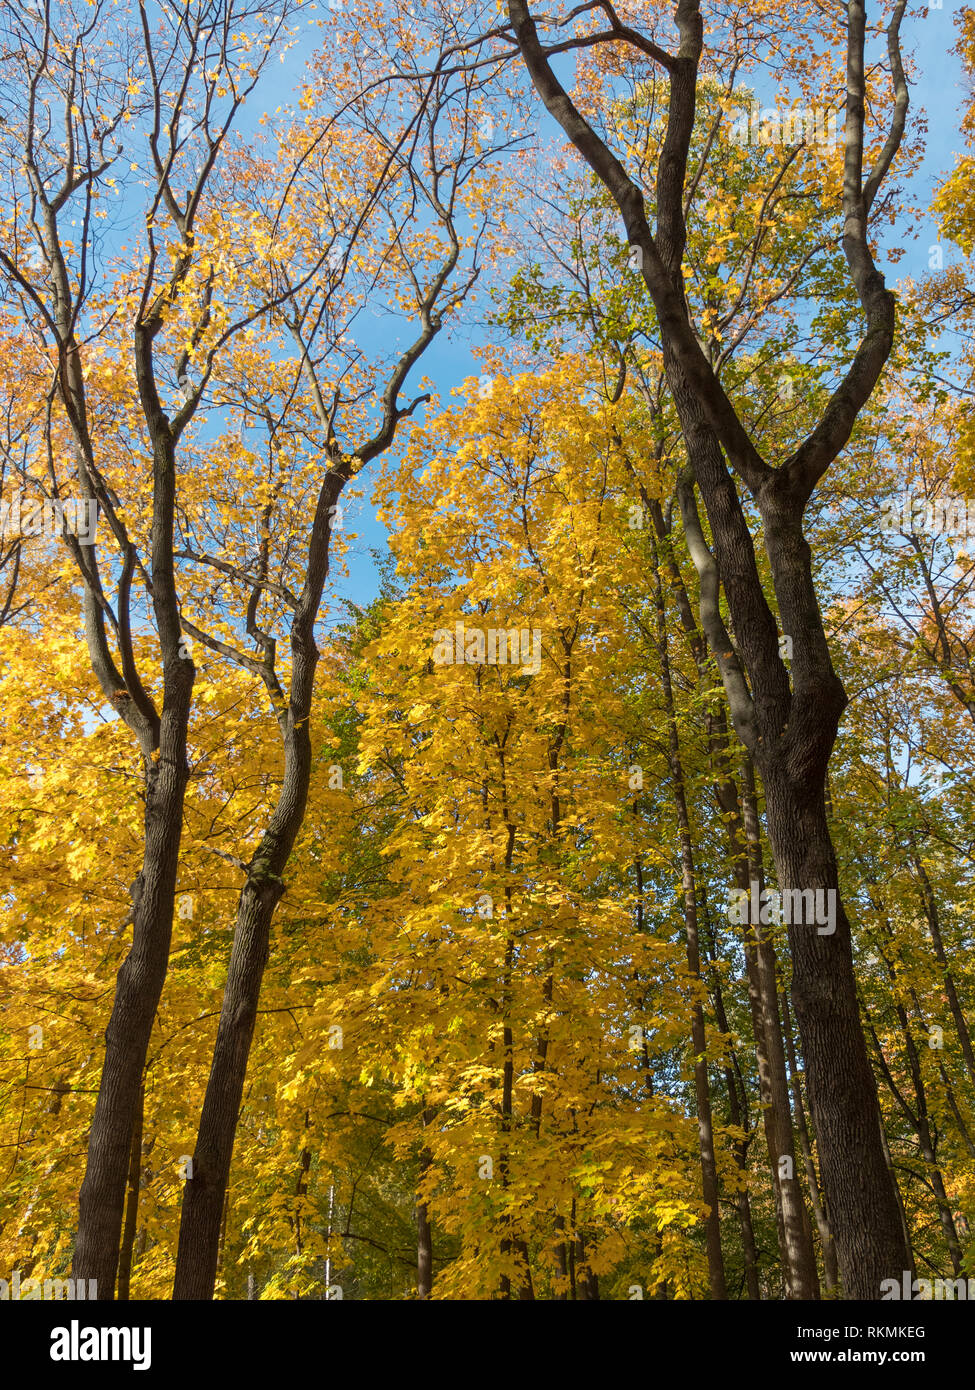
left=506, top=0, right=912, bottom=1297
left=116, top=1083, right=144, bottom=1302
left=172, top=470, right=347, bottom=1299
left=763, top=776, right=907, bottom=1295
left=650, top=537, right=726, bottom=1298
left=417, top=1107, right=435, bottom=1299
left=39, top=117, right=196, bottom=1301
left=172, top=869, right=286, bottom=1298
left=643, top=485, right=816, bottom=1296
left=73, top=698, right=191, bottom=1296
left=416, top=1198, right=433, bottom=1300
left=781, top=988, right=840, bottom=1294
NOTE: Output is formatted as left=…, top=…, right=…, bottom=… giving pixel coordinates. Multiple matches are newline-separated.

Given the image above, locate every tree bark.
left=73, top=678, right=191, bottom=1296
left=417, top=1107, right=435, bottom=1299
left=763, top=776, right=906, bottom=1295
left=781, top=988, right=840, bottom=1294
left=115, top=1083, right=145, bottom=1302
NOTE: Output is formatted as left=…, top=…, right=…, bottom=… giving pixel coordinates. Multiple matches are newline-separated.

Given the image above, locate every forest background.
left=1, top=0, right=974, bottom=1304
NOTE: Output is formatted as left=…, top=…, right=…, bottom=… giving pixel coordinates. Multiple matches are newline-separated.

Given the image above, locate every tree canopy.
left=1, top=0, right=973, bottom=1316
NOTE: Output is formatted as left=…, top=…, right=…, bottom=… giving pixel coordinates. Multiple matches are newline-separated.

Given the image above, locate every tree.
left=170, top=9, right=511, bottom=1295
left=0, top=0, right=308, bottom=1296
left=502, top=0, right=912, bottom=1295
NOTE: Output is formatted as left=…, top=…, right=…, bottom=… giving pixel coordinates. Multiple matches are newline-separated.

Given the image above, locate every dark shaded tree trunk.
left=507, top=0, right=912, bottom=1298
left=172, top=867, right=289, bottom=1298
left=73, top=641, right=192, bottom=1297
left=52, top=204, right=195, bottom=1301
left=644, top=490, right=815, bottom=1296
left=781, top=988, right=840, bottom=1294
left=115, top=1083, right=144, bottom=1302
left=762, top=773, right=906, bottom=1296
left=417, top=1106, right=435, bottom=1299
left=416, top=1200, right=433, bottom=1300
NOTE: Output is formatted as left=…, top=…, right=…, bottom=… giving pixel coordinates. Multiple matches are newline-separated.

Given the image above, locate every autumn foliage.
left=0, top=0, right=973, bottom=1304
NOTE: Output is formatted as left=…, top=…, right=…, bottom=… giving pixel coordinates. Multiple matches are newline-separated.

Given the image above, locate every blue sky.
left=63, top=4, right=965, bottom=623
left=318, top=6, right=972, bottom=617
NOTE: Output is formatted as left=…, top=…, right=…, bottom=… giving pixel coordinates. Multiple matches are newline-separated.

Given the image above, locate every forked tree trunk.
left=417, top=1107, right=435, bottom=1299
left=172, top=254, right=456, bottom=1295
left=506, top=0, right=912, bottom=1296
